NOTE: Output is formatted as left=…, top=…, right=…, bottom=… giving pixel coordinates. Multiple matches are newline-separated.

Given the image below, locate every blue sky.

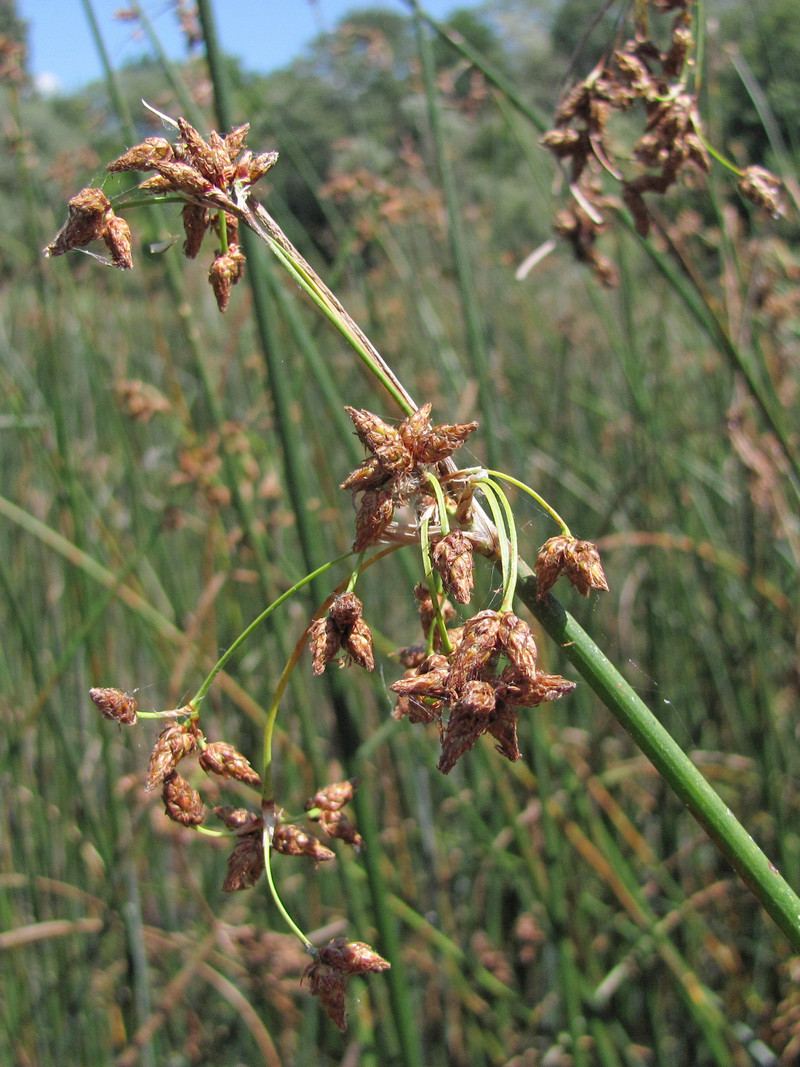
left=20, top=0, right=481, bottom=94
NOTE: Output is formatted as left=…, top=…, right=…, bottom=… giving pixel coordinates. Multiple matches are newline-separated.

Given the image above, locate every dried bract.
left=89, top=686, right=138, bottom=725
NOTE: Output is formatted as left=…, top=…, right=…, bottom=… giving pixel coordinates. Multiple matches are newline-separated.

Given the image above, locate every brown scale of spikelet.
left=223, top=834, right=264, bottom=891
left=199, top=741, right=261, bottom=788
left=304, top=939, right=390, bottom=1030
left=209, top=245, right=246, bottom=313
left=162, top=771, right=205, bottom=826
left=89, top=686, right=138, bottom=725
left=181, top=203, right=210, bottom=258
left=446, top=610, right=503, bottom=692
left=431, top=529, right=475, bottom=604
left=43, top=187, right=132, bottom=270
left=353, top=489, right=395, bottom=552
left=146, top=722, right=197, bottom=790
left=272, top=824, right=335, bottom=864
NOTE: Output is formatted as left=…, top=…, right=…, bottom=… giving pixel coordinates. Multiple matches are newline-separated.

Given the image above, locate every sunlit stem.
left=476, top=478, right=517, bottom=612
left=189, top=551, right=354, bottom=715
left=485, top=469, right=572, bottom=537
left=345, top=551, right=367, bottom=594
left=262, top=820, right=314, bottom=950
left=217, top=208, right=228, bottom=253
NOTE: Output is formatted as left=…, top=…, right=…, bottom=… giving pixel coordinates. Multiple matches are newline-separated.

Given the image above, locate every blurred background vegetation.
left=2, top=0, right=799, bottom=1064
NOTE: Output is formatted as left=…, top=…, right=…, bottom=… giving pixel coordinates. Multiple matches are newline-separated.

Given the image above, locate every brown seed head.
left=181, top=203, right=210, bottom=258
left=224, top=122, right=251, bottom=161
left=343, top=617, right=375, bottom=672
left=497, top=613, right=538, bottom=683
left=199, top=741, right=262, bottom=788
left=340, top=455, right=389, bottom=493
left=306, top=780, right=357, bottom=812
left=43, top=187, right=111, bottom=258
left=89, top=686, right=138, bottom=725
left=162, top=771, right=205, bottom=826
left=353, top=488, right=395, bottom=551
left=309, top=616, right=343, bottom=675
left=304, top=961, right=347, bottom=1031
left=146, top=722, right=197, bottom=790
left=566, top=539, right=609, bottom=597
left=318, top=938, right=390, bottom=976
left=247, top=150, right=280, bottom=185
left=272, top=824, right=336, bottom=864
left=431, top=529, right=475, bottom=604
left=738, top=166, right=785, bottom=218
left=107, top=137, right=174, bottom=173
left=102, top=213, right=133, bottom=270
left=223, top=834, right=264, bottom=890
left=413, top=419, right=479, bottom=464
left=319, top=812, right=364, bottom=850
left=214, top=805, right=262, bottom=833
left=150, top=158, right=214, bottom=197
left=446, top=609, right=502, bottom=692
left=330, top=592, right=362, bottom=627
left=345, top=406, right=414, bottom=475
left=208, top=246, right=246, bottom=312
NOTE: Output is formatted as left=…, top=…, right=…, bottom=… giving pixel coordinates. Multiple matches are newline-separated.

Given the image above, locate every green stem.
left=190, top=552, right=352, bottom=710
left=476, top=478, right=516, bottom=611
left=485, top=468, right=572, bottom=536
left=262, top=824, right=313, bottom=949
left=518, top=568, right=800, bottom=952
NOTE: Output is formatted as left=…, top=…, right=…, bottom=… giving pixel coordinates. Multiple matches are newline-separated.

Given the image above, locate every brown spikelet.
left=398, top=402, right=433, bottom=451
left=304, top=961, right=347, bottom=1031
left=309, top=617, right=343, bottom=676
left=497, top=613, right=538, bottom=683
left=177, top=118, right=228, bottom=186
left=318, top=938, right=390, bottom=976
left=413, top=419, right=479, bottom=464
left=319, top=812, right=364, bottom=850
left=89, top=686, right=138, bottom=725
left=199, top=741, right=262, bottom=788
left=181, top=203, right=210, bottom=258
left=146, top=722, right=197, bottom=790
left=102, top=213, right=133, bottom=270
left=340, top=455, right=389, bottom=492
left=224, top=122, right=250, bottom=161
left=353, top=488, right=395, bottom=551
left=738, top=166, right=785, bottom=218
left=214, top=805, right=262, bottom=833
left=446, top=610, right=502, bottom=692
left=247, top=150, right=280, bottom=185
left=306, top=780, right=357, bottom=813
left=107, top=137, right=174, bottom=173
left=150, top=158, right=213, bottom=197
left=208, top=246, right=246, bottom=312
left=431, top=529, right=474, bottom=604
left=486, top=703, right=521, bottom=763
left=566, top=539, right=609, bottom=597
left=343, top=618, right=375, bottom=672
left=345, top=407, right=413, bottom=474
left=330, top=592, right=362, bottom=627
left=272, top=824, right=335, bottom=864
left=162, top=771, right=205, bottom=826
left=43, top=187, right=111, bottom=258
left=222, top=834, right=264, bottom=890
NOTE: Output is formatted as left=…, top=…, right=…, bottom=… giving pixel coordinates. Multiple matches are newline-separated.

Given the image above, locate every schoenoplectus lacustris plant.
left=45, top=49, right=800, bottom=1028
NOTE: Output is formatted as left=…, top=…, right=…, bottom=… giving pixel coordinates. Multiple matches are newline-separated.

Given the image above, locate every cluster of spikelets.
left=44, top=117, right=278, bottom=311
left=88, top=685, right=380, bottom=1028
left=541, top=0, right=784, bottom=285
left=308, top=403, right=608, bottom=774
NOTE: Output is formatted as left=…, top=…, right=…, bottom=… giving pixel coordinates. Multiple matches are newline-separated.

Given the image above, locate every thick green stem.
left=517, top=568, right=800, bottom=952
